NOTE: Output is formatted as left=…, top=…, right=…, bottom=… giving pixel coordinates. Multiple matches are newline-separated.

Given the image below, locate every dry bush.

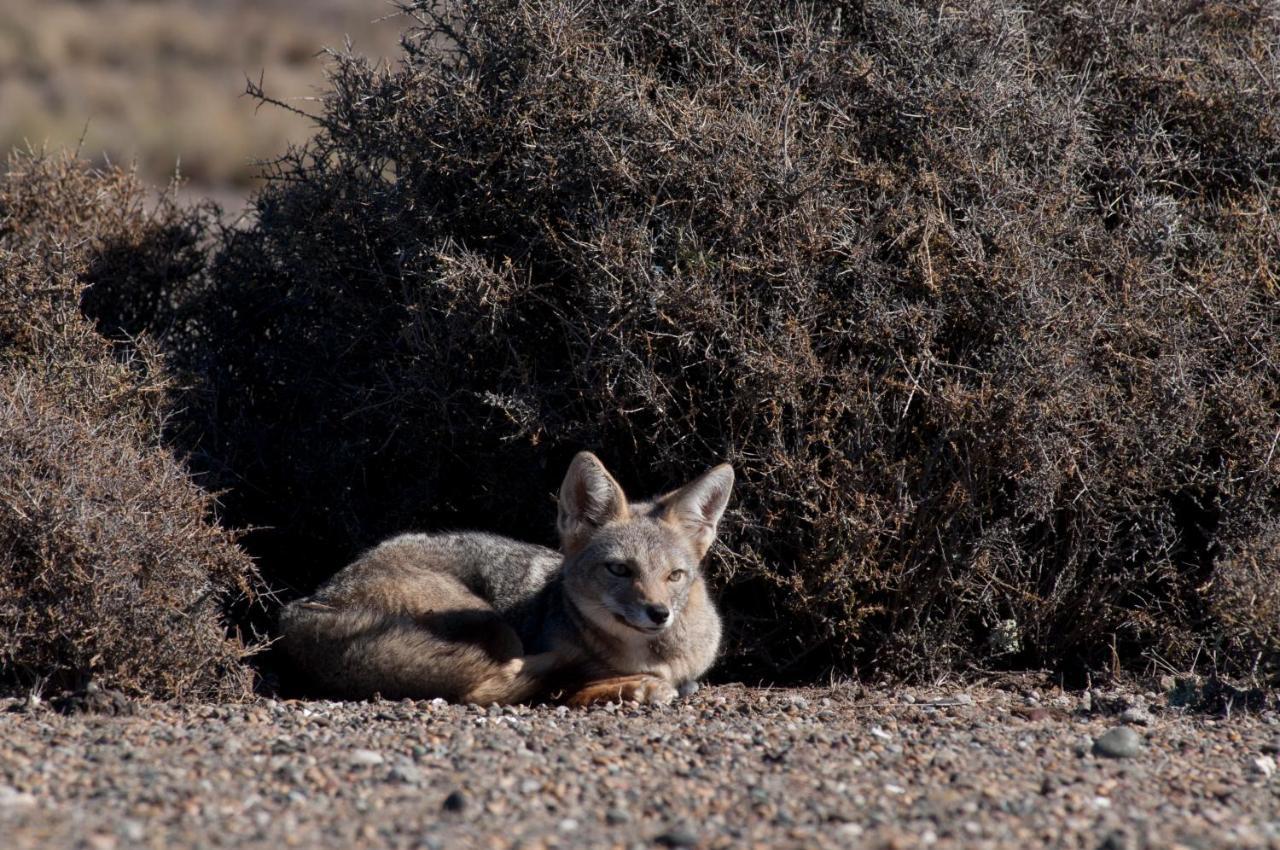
left=0, top=152, right=262, bottom=699
left=112, top=0, right=1278, bottom=681
left=1208, top=522, right=1280, bottom=679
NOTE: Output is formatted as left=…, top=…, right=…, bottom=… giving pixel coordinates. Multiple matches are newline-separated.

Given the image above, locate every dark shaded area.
left=35, top=0, right=1280, bottom=685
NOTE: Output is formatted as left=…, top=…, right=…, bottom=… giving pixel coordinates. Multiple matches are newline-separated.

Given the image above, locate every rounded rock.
left=1120, top=706, right=1152, bottom=726
left=442, top=789, right=467, bottom=813
left=389, top=765, right=423, bottom=784
left=348, top=748, right=384, bottom=767
left=1092, top=726, right=1142, bottom=759
left=656, top=823, right=700, bottom=847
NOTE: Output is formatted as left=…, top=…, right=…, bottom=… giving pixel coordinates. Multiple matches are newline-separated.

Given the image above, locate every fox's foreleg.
left=564, top=674, right=679, bottom=707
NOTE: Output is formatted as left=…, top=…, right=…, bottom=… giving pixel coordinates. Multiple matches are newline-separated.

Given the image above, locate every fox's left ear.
left=659, top=463, right=734, bottom=558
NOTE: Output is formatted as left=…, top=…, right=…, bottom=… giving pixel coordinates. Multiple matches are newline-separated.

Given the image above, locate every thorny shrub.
left=0, top=153, right=262, bottom=699
left=94, top=1, right=1280, bottom=681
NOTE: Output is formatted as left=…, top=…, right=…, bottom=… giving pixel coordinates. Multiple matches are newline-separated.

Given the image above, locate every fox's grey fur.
left=278, top=452, right=733, bottom=705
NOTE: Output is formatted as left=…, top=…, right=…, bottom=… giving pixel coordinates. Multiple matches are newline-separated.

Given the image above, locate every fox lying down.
left=278, top=452, right=733, bottom=706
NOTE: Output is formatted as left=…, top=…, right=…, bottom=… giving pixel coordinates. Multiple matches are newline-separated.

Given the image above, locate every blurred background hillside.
left=0, top=0, right=402, bottom=206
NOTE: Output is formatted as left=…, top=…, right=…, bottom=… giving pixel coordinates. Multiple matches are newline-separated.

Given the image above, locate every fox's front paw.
left=566, top=675, right=678, bottom=707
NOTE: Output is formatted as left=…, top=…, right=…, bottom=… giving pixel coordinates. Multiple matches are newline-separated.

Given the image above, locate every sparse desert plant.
left=0, top=152, right=262, bottom=699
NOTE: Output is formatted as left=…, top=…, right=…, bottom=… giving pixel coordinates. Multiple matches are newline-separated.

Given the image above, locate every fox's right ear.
left=557, top=451, right=629, bottom=553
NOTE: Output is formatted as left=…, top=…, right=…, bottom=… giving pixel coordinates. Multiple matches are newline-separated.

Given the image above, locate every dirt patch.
left=1, top=683, right=1277, bottom=849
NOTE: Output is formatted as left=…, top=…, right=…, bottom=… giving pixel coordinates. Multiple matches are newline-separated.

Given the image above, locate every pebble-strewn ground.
left=2, top=684, right=1278, bottom=850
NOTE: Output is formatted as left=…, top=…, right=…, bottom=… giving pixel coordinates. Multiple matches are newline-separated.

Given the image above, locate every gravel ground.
left=2, top=683, right=1278, bottom=850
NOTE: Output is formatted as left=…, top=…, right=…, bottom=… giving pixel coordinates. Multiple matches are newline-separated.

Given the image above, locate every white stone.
left=348, top=748, right=385, bottom=766
left=0, top=785, right=36, bottom=808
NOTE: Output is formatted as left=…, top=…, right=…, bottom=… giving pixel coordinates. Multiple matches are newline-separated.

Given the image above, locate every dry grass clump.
left=119, top=0, right=1278, bottom=681
left=0, top=152, right=262, bottom=699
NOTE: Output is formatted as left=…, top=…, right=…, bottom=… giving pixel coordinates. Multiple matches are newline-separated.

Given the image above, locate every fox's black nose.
left=646, top=604, right=671, bottom=625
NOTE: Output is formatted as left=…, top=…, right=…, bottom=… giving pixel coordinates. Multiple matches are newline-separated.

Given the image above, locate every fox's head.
left=556, top=451, right=734, bottom=640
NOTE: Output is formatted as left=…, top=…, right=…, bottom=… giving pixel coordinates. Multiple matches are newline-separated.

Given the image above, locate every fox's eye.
left=604, top=561, right=631, bottom=577
left=667, top=569, right=687, bottom=583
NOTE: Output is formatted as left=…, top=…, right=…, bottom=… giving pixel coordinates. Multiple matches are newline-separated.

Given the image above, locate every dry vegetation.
left=2, top=0, right=1278, bottom=694
left=128, top=0, right=1273, bottom=683
left=0, top=154, right=263, bottom=699
left=0, top=0, right=400, bottom=198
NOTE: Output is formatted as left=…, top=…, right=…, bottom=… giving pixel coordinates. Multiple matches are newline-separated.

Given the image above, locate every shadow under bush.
left=0, top=153, right=263, bottom=699
left=107, top=0, right=1278, bottom=682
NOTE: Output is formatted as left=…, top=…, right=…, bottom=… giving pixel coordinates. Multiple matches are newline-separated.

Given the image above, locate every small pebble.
left=1092, top=727, right=1142, bottom=759
left=0, top=785, right=36, bottom=808
left=348, top=749, right=384, bottom=767
left=442, top=790, right=467, bottom=813
left=1120, top=706, right=1153, bottom=726
left=605, top=806, right=632, bottom=825
left=1098, top=828, right=1133, bottom=850
left=389, top=765, right=423, bottom=784
left=119, top=820, right=145, bottom=843
left=656, top=823, right=699, bottom=847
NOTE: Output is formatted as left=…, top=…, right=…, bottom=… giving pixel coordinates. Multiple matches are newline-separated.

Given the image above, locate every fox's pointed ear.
left=557, top=452, right=629, bottom=552
left=659, top=463, right=734, bottom=559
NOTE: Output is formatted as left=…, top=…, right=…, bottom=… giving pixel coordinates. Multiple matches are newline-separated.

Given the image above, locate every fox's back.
left=277, top=531, right=565, bottom=699
left=308, top=531, right=562, bottom=616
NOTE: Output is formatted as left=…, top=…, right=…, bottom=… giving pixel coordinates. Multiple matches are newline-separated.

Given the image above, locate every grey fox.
left=278, top=452, right=733, bottom=706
